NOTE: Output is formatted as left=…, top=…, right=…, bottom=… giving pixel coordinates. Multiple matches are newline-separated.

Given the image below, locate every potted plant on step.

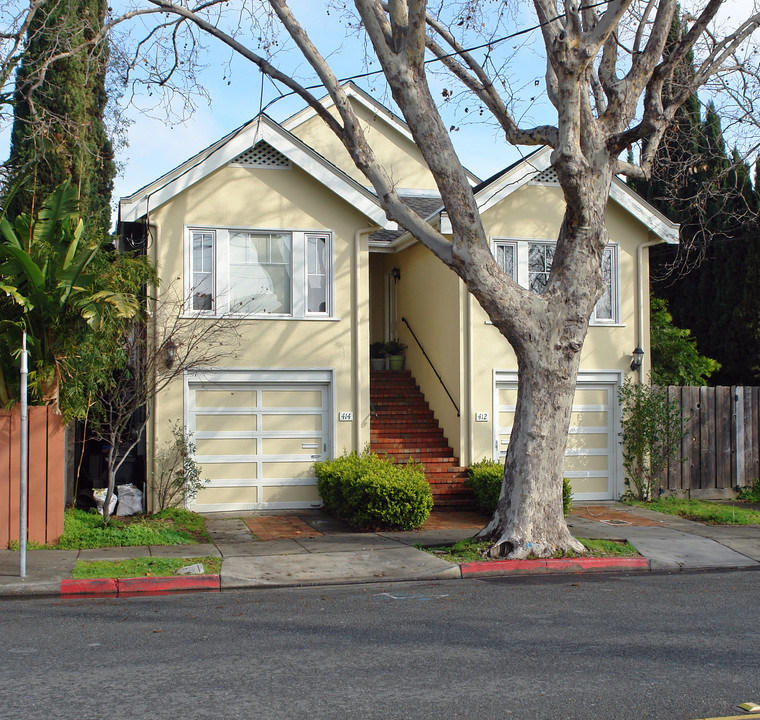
left=370, top=341, right=387, bottom=371
left=384, top=339, right=407, bottom=371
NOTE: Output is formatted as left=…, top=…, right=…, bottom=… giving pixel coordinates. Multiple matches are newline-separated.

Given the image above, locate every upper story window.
left=187, top=227, right=332, bottom=317
left=493, top=239, right=619, bottom=325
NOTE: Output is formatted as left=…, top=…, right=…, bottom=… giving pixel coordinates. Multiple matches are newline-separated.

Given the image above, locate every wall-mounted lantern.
left=630, top=346, right=644, bottom=372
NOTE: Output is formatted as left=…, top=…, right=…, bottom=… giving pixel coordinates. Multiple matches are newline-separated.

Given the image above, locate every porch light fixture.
left=164, top=339, right=177, bottom=369
left=630, top=346, right=644, bottom=371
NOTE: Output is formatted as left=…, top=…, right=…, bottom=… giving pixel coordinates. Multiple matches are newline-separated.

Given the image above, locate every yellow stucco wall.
left=381, top=243, right=464, bottom=458
left=288, top=97, right=438, bottom=191
left=146, top=161, right=375, bottom=501
left=466, top=182, right=656, bottom=462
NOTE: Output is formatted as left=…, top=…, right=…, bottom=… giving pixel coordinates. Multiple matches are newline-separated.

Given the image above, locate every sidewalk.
left=1, top=502, right=758, bottom=598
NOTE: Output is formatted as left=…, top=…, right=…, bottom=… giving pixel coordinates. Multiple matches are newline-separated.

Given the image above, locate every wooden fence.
left=0, top=406, right=65, bottom=546
left=660, top=386, right=760, bottom=496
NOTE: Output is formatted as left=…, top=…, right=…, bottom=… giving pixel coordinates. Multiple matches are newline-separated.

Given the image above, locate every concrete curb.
left=459, top=556, right=650, bottom=577
left=60, top=575, right=220, bottom=598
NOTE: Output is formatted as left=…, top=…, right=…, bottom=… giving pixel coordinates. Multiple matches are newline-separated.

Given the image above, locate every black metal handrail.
left=401, top=316, right=460, bottom=417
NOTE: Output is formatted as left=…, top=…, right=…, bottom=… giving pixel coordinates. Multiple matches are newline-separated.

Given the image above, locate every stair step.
left=370, top=369, right=473, bottom=509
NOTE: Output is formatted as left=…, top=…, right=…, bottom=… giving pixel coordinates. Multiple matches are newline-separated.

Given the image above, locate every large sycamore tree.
left=104, top=0, right=759, bottom=557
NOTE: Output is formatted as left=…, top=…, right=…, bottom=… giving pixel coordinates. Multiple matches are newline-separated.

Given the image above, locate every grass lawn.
left=72, top=556, right=221, bottom=579
left=422, top=536, right=639, bottom=563
left=626, top=497, right=760, bottom=525
left=10, top=507, right=211, bottom=550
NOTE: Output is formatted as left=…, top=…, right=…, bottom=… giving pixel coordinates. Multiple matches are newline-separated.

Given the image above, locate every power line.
left=262, top=0, right=614, bottom=112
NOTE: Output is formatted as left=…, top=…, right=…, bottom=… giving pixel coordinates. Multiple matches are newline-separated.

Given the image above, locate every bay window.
left=188, top=227, right=332, bottom=317
left=493, top=239, right=619, bottom=324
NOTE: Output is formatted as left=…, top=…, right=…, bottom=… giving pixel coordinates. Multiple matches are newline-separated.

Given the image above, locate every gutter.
left=354, top=227, right=376, bottom=451
left=636, top=240, right=660, bottom=382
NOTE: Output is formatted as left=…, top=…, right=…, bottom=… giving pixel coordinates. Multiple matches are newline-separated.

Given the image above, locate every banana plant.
left=0, top=181, right=144, bottom=416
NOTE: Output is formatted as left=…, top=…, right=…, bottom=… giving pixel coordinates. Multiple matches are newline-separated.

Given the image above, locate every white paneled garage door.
left=187, top=371, right=331, bottom=511
left=494, top=371, right=621, bottom=501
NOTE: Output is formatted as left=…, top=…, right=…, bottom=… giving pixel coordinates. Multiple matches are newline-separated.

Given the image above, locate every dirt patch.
left=420, top=509, right=491, bottom=530
left=243, top=516, right=323, bottom=540
left=571, top=505, right=661, bottom=527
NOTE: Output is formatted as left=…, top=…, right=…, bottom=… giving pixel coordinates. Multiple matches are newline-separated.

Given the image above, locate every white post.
left=19, top=330, right=28, bottom=578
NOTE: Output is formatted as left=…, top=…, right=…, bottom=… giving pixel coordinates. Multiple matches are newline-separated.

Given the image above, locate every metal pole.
left=19, top=330, right=28, bottom=578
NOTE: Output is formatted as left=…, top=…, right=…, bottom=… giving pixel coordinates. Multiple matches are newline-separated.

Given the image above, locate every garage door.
left=494, top=373, right=620, bottom=500
left=187, top=376, right=330, bottom=511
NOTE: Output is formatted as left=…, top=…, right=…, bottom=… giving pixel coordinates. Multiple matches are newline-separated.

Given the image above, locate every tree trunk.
left=476, top=165, right=612, bottom=559
left=477, top=346, right=586, bottom=558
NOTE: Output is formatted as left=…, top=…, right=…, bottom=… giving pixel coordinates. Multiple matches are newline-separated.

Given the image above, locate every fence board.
left=660, top=386, right=760, bottom=493
left=684, top=387, right=701, bottom=490
left=745, top=389, right=754, bottom=482
left=715, top=387, right=732, bottom=489
left=0, top=407, right=65, bottom=547
left=0, top=413, right=9, bottom=548
left=752, top=388, right=760, bottom=481
left=28, top=407, right=47, bottom=542
left=46, top=412, right=65, bottom=543
left=699, top=387, right=714, bottom=489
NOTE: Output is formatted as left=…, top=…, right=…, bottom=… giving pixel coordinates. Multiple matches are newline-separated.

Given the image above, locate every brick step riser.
left=370, top=417, right=438, bottom=424
left=371, top=370, right=475, bottom=508
left=371, top=432, right=446, bottom=439
left=372, top=452, right=459, bottom=461
left=370, top=430, right=448, bottom=438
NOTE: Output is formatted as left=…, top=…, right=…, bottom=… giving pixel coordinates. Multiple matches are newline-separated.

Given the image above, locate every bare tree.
left=88, top=286, right=241, bottom=524
left=54, top=0, right=760, bottom=555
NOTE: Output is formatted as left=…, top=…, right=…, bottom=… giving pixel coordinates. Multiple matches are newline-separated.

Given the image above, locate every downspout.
left=636, top=240, right=660, bottom=383
left=354, top=227, right=375, bottom=451
left=465, top=290, right=474, bottom=467
left=147, top=218, right=161, bottom=513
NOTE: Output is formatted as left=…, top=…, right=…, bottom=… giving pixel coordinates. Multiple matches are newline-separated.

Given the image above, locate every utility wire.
left=262, top=0, right=614, bottom=113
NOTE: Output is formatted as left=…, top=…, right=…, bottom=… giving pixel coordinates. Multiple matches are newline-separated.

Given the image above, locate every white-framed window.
left=492, top=238, right=619, bottom=325
left=187, top=227, right=333, bottom=317
left=494, top=240, right=517, bottom=281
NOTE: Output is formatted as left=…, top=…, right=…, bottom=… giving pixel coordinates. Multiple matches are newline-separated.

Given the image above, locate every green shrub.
left=314, top=449, right=432, bottom=530
left=467, top=459, right=503, bottom=513
left=466, top=459, right=572, bottom=515
left=737, top=478, right=760, bottom=504
left=618, top=379, right=687, bottom=501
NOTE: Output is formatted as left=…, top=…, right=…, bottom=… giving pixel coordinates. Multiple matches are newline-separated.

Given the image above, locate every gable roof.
left=372, top=147, right=678, bottom=250
left=467, top=146, right=679, bottom=244
left=283, top=82, right=481, bottom=187
left=118, top=114, right=394, bottom=227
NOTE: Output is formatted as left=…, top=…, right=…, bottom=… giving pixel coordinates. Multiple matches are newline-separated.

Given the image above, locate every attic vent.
left=231, top=141, right=291, bottom=169
left=531, top=167, right=559, bottom=184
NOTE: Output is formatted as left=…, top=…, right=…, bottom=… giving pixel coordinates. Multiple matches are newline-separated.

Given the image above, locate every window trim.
left=185, top=225, right=334, bottom=319
left=491, top=237, right=620, bottom=326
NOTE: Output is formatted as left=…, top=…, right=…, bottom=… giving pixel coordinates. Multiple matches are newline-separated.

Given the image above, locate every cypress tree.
left=5, top=0, right=114, bottom=236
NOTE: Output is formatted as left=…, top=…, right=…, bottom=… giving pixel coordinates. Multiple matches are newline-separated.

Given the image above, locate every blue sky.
left=2, top=0, right=757, bottom=223
left=112, top=0, right=544, bottom=209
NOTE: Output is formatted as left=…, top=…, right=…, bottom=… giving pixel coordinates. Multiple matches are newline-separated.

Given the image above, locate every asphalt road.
left=1, top=570, right=759, bottom=720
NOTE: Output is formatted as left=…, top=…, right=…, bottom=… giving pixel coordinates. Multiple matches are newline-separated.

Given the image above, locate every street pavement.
left=0, top=501, right=758, bottom=598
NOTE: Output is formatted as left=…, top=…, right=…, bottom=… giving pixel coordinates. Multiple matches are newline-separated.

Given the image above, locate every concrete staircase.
left=369, top=369, right=473, bottom=507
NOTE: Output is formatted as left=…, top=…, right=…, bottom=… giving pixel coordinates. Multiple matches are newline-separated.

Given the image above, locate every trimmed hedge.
left=314, top=449, right=433, bottom=530
left=466, top=459, right=573, bottom=516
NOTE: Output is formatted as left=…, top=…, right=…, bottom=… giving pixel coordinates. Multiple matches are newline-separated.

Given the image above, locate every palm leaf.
left=0, top=283, right=30, bottom=307
left=0, top=217, right=23, bottom=249
left=32, top=181, right=80, bottom=250
left=0, top=244, right=45, bottom=292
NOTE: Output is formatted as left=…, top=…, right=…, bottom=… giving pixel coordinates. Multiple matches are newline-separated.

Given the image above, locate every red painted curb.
left=60, top=578, right=118, bottom=596
left=460, top=557, right=648, bottom=576
left=117, top=575, right=220, bottom=595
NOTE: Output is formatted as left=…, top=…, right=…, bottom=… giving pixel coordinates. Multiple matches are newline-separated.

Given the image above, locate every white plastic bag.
left=115, top=483, right=143, bottom=516
left=93, top=487, right=117, bottom=516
